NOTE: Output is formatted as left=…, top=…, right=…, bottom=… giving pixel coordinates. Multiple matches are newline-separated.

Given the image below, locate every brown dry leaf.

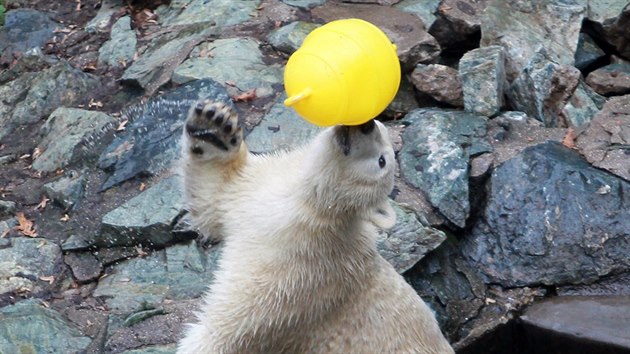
left=36, top=196, right=50, bottom=210
left=32, top=147, right=43, bottom=159
left=39, top=275, right=55, bottom=284
left=19, top=153, right=31, bottom=160
left=55, top=169, right=65, bottom=175
left=16, top=212, right=38, bottom=237
left=135, top=246, right=149, bottom=257
left=88, top=98, right=104, bottom=108
left=116, top=120, right=128, bottom=132
left=60, top=214, right=71, bottom=222
left=562, top=127, right=576, bottom=149
left=75, top=0, right=81, bottom=11
left=232, top=89, right=257, bottom=103
left=139, top=182, right=146, bottom=191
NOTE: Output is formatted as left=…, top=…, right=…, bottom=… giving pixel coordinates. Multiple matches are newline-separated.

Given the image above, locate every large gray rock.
left=481, top=0, right=586, bottom=81
left=399, top=109, right=491, bottom=227
left=376, top=202, right=447, bottom=273
left=428, top=0, right=488, bottom=50
left=0, top=299, right=91, bottom=353
left=281, top=0, right=326, bottom=9
left=409, top=64, right=463, bottom=107
left=98, top=176, right=184, bottom=248
left=157, top=0, right=260, bottom=27
left=98, top=79, right=230, bottom=190
left=32, top=108, right=115, bottom=172
left=246, top=94, right=321, bottom=153
left=521, top=296, right=630, bottom=351
left=459, top=46, right=506, bottom=117
left=121, top=25, right=215, bottom=96
left=266, top=21, right=320, bottom=55
left=98, top=16, right=137, bottom=68
left=94, top=241, right=222, bottom=313
left=0, top=9, right=58, bottom=54
left=462, top=142, right=630, bottom=287
left=574, top=33, right=605, bottom=71
left=394, top=0, right=441, bottom=29
left=172, top=37, right=283, bottom=98
left=506, top=49, right=603, bottom=128
left=0, top=238, right=63, bottom=295
left=312, top=3, right=440, bottom=70
left=576, top=94, right=630, bottom=182
left=85, top=0, right=124, bottom=33
left=586, top=62, right=630, bottom=96
left=0, top=61, right=100, bottom=139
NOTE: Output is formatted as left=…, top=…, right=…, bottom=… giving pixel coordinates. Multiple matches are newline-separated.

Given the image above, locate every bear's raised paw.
left=184, top=100, right=242, bottom=159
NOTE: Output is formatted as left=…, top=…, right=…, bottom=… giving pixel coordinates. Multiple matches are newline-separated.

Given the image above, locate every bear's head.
left=303, top=120, right=396, bottom=229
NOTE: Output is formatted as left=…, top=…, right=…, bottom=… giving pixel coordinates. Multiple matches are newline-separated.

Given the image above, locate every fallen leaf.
left=139, top=182, right=146, bottom=191
left=0, top=228, right=10, bottom=238
left=39, top=275, right=55, bottom=284
left=135, top=245, right=149, bottom=257
left=116, top=120, right=128, bottom=132
left=562, top=127, right=576, bottom=149
left=55, top=169, right=65, bottom=175
left=60, top=214, right=71, bottom=222
left=16, top=212, right=38, bottom=237
left=232, top=89, right=257, bottom=103
left=41, top=300, right=50, bottom=308
left=36, top=196, right=50, bottom=210
left=19, top=153, right=31, bottom=160
left=119, top=277, right=131, bottom=282
left=32, top=147, right=43, bottom=159
left=88, top=98, right=103, bottom=108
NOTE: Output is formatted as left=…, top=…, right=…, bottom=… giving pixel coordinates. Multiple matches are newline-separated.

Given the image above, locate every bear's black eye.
left=379, top=155, right=386, bottom=168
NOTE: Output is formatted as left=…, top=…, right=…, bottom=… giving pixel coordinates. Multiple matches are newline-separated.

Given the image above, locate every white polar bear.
left=177, top=100, right=454, bottom=354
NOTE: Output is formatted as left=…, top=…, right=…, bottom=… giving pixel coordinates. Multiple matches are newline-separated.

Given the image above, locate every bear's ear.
left=370, top=199, right=396, bottom=230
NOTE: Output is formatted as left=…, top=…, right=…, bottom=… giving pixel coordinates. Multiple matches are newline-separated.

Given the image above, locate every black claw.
left=205, top=107, right=216, bottom=120
left=223, top=122, right=233, bottom=134
left=230, top=137, right=238, bottom=146
left=194, top=102, right=204, bottom=115
left=186, top=124, right=229, bottom=151
left=214, top=114, right=224, bottom=126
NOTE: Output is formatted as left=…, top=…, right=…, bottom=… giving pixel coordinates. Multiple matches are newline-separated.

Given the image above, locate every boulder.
left=98, top=16, right=137, bottom=68
left=280, top=0, right=326, bottom=9
left=429, top=0, right=488, bottom=51
left=462, top=142, right=630, bottom=287
left=574, top=33, right=605, bottom=71
left=399, top=109, right=491, bottom=227
left=0, top=238, right=63, bottom=295
left=394, top=0, right=441, bottom=29
left=42, top=171, right=86, bottom=210
left=459, top=46, right=506, bottom=117
left=157, top=0, right=261, bottom=28
left=85, top=0, right=124, bottom=33
left=266, top=21, right=320, bottom=55
left=409, top=64, right=463, bottom=107
left=586, top=2, right=630, bottom=60
left=586, top=63, right=630, bottom=96
left=0, top=9, right=58, bottom=55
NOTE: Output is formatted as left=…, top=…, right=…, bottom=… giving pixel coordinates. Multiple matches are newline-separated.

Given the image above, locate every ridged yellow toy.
left=283, top=18, right=401, bottom=127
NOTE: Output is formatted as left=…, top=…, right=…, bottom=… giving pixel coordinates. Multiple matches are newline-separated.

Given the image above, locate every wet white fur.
left=178, top=118, right=454, bottom=353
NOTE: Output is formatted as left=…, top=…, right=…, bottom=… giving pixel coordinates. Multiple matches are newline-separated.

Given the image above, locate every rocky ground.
left=1, top=0, right=629, bottom=353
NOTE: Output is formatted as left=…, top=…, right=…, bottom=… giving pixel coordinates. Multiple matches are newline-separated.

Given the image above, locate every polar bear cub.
left=177, top=100, right=454, bottom=354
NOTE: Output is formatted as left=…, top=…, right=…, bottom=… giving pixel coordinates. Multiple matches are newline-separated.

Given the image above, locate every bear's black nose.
left=359, top=119, right=375, bottom=135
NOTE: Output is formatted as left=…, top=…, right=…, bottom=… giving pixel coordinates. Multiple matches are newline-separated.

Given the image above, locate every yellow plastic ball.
left=283, top=18, right=401, bottom=127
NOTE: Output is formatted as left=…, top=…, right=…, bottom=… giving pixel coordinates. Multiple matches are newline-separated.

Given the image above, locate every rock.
left=0, top=61, right=101, bottom=139
left=246, top=94, right=321, bottom=153
left=399, top=109, right=491, bottom=227
left=428, top=0, right=488, bottom=51
left=521, top=296, right=630, bottom=351
left=0, top=9, right=58, bottom=54
left=409, top=64, right=463, bottom=107
left=98, top=79, right=230, bottom=190
left=558, top=272, right=630, bottom=296
left=280, top=0, right=326, bottom=9
left=394, top=0, right=441, bottom=29
left=172, top=37, right=283, bottom=98
left=42, top=171, right=86, bottom=210
left=586, top=2, right=630, bottom=60
left=0, top=200, right=16, bottom=218
left=98, top=16, right=137, bottom=68
left=85, top=0, right=124, bottom=33
left=0, top=299, right=91, bottom=353
left=157, top=0, right=260, bottom=27
left=574, top=33, right=605, bottom=71
left=122, top=344, right=178, bottom=354
left=561, top=80, right=606, bottom=128
left=0, top=238, right=62, bottom=294
left=64, top=252, right=103, bottom=283
left=266, top=21, right=320, bottom=54
left=481, top=0, right=586, bottom=81
left=61, top=234, right=92, bottom=252
left=312, top=3, right=440, bottom=71
left=93, top=241, right=222, bottom=313
left=405, top=242, right=487, bottom=342
left=576, top=94, right=630, bottom=182
left=462, top=141, right=630, bottom=287
left=586, top=63, right=630, bottom=96
left=98, top=176, right=184, bottom=248
left=506, top=49, right=582, bottom=128
left=31, top=108, right=114, bottom=172
left=121, top=25, right=215, bottom=96
left=376, top=201, right=447, bottom=273
left=384, top=76, right=420, bottom=118
left=459, top=46, right=506, bottom=116
left=342, top=0, right=401, bottom=5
